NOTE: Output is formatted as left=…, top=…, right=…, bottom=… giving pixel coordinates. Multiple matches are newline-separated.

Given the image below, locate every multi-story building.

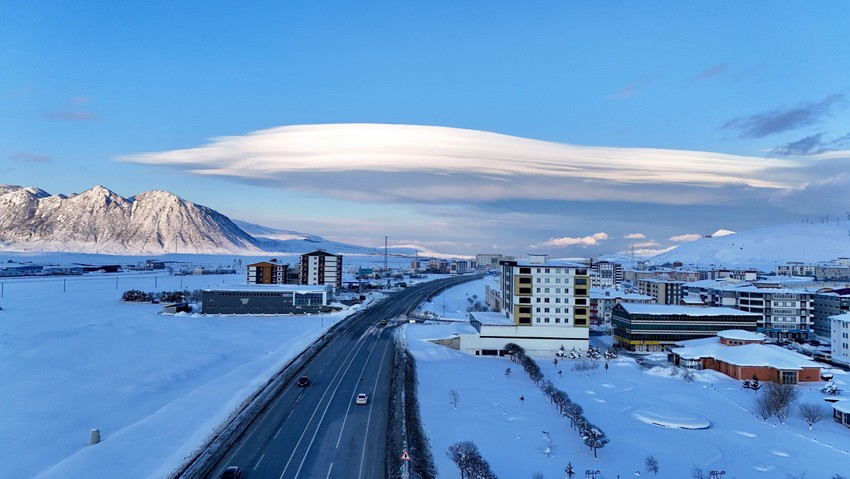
left=246, top=260, right=291, bottom=285
left=495, top=254, right=590, bottom=354
left=831, top=313, right=850, bottom=365
left=612, top=303, right=759, bottom=352
left=476, top=253, right=507, bottom=271
left=683, top=281, right=814, bottom=340
left=589, top=260, right=624, bottom=287
left=299, top=250, right=343, bottom=291
left=777, top=260, right=850, bottom=280
left=589, top=286, right=654, bottom=326
left=638, top=278, right=685, bottom=305
left=813, top=288, right=850, bottom=341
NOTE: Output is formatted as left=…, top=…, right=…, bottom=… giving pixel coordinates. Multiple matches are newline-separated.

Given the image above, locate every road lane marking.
left=359, top=338, right=393, bottom=479
left=254, top=453, right=265, bottom=470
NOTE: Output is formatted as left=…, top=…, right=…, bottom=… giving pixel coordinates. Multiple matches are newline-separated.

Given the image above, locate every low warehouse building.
left=201, top=284, right=332, bottom=315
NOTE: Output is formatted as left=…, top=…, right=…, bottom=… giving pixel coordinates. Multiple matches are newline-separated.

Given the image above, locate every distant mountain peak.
left=0, top=185, right=380, bottom=256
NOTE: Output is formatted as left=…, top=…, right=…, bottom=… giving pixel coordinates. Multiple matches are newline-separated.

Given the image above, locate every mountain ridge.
left=0, top=185, right=378, bottom=255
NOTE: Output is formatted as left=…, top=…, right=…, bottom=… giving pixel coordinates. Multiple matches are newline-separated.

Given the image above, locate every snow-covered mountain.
left=649, top=222, right=850, bottom=270
left=0, top=185, right=378, bottom=255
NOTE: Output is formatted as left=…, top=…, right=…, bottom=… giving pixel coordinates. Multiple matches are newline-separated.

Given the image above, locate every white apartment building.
left=830, top=313, right=850, bottom=365
left=492, top=254, right=590, bottom=355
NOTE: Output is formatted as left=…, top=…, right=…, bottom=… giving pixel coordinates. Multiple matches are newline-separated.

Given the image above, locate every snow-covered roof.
left=717, top=330, right=765, bottom=341
left=589, top=287, right=653, bottom=301
left=469, top=311, right=516, bottom=326
left=829, top=313, right=850, bottom=322
left=671, top=337, right=818, bottom=370
left=618, top=303, right=759, bottom=317
left=202, top=284, right=331, bottom=293
left=834, top=401, right=850, bottom=414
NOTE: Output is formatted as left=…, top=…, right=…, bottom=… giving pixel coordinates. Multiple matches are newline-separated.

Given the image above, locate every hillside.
left=650, top=222, right=850, bottom=269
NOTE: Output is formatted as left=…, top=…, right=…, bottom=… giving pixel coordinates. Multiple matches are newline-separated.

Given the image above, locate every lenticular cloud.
left=120, top=123, right=798, bottom=205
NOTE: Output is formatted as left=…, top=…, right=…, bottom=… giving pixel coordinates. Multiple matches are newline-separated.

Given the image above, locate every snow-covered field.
left=0, top=252, right=417, bottom=478
left=4, top=260, right=850, bottom=479
left=408, top=279, right=850, bottom=479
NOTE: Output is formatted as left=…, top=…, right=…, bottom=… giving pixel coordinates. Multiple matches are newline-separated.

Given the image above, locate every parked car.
left=220, top=466, right=242, bottom=479
left=297, top=376, right=310, bottom=387
left=355, top=393, right=368, bottom=405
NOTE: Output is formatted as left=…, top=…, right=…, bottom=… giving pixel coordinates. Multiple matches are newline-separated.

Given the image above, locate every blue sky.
left=2, top=1, right=849, bottom=257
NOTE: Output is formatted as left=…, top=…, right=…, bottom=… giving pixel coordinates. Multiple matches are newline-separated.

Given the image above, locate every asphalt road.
left=206, top=275, right=480, bottom=479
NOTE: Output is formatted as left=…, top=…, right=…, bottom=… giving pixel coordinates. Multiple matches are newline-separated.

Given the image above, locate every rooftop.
left=618, top=303, right=760, bottom=317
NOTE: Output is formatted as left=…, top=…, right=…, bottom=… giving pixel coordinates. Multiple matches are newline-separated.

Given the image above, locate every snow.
left=3, top=256, right=850, bottom=479
left=651, top=222, right=850, bottom=269
left=406, top=279, right=850, bottom=478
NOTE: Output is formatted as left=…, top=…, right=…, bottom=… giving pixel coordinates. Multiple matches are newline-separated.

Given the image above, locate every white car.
left=355, top=393, right=368, bottom=405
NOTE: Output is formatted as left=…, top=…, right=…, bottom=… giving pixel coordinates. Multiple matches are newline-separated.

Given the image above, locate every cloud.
left=532, top=232, right=609, bottom=248
left=119, top=123, right=803, bottom=209
left=721, top=94, right=845, bottom=138
left=631, top=241, right=662, bottom=249
left=624, top=233, right=645, bottom=239
left=46, top=96, right=101, bottom=122
left=694, top=63, right=729, bottom=81
left=605, top=76, right=654, bottom=100
left=669, top=234, right=702, bottom=242
left=10, top=152, right=51, bottom=163
left=772, top=131, right=850, bottom=156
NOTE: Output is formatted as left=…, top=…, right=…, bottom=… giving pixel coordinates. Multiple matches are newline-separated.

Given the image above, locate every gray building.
left=201, top=284, right=332, bottom=315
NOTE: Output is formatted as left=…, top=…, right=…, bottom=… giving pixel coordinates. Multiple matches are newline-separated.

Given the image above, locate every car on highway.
left=297, top=376, right=310, bottom=387
left=355, top=393, right=368, bottom=405
left=379, top=319, right=387, bottom=326
left=220, top=466, right=242, bottom=479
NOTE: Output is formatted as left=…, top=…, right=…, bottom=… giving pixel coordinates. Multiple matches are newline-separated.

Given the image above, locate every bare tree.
left=447, top=441, right=478, bottom=479
left=691, top=465, right=708, bottom=479
left=754, top=391, right=774, bottom=420
left=767, top=382, right=801, bottom=423
left=645, top=455, right=660, bottom=476
left=798, top=403, right=826, bottom=429
left=450, top=389, right=460, bottom=409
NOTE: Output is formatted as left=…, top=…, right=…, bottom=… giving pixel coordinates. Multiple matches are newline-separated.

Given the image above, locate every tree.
left=742, top=379, right=752, bottom=390
left=750, top=374, right=761, bottom=392
left=579, top=422, right=609, bottom=458
left=564, top=402, right=584, bottom=429
left=798, top=402, right=826, bottom=429
left=767, top=382, right=801, bottom=423
left=447, top=441, right=478, bottom=479
left=450, top=389, right=460, bottom=409
left=645, top=455, right=660, bottom=476
left=754, top=392, right=774, bottom=420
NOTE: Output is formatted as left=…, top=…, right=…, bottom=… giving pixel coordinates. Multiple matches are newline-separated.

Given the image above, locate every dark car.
left=297, top=375, right=310, bottom=387
left=220, top=466, right=242, bottom=479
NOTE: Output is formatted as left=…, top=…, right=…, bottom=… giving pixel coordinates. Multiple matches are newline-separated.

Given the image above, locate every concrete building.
left=299, top=250, right=343, bottom=291
left=670, top=330, right=821, bottom=383
left=476, top=253, right=507, bottom=271
left=492, top=254, right=590, bottom=354
left=589, top=260, right=624, bottom=287
left=612, top=303, right=759, bottom=352
left=589, top=286, right=654, bottom=326
left=201, top=284, right=332, bottom=315
left=814, top=288, right=850, bottom=341
left=638, top=278, right=685, bottom=305
left=246, top=260, right=291, bottom=284
left=683, top=281, right=815, bottom=340
left=460, top=311, right=588, bottom=357
left=831, top=313, right=850, bottom=366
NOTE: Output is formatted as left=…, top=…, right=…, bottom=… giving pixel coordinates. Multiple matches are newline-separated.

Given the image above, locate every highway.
left=205, top=275, right=480, bottom=479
